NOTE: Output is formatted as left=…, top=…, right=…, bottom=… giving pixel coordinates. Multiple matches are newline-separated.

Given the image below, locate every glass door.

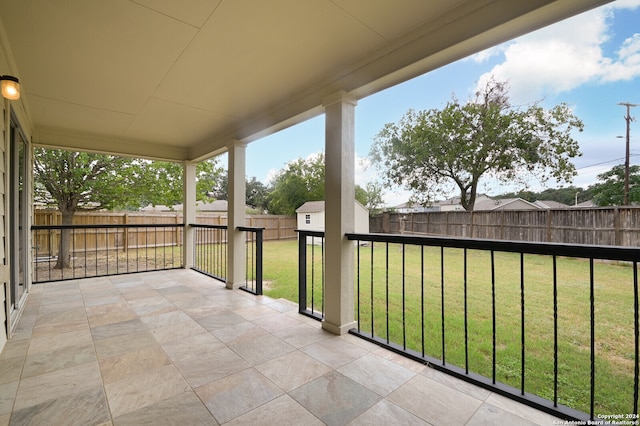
left=9, top=113, right=28, bottom=321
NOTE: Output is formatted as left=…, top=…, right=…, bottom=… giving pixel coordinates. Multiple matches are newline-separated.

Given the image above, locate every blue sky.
left=242, top=1, right=640, bottom=206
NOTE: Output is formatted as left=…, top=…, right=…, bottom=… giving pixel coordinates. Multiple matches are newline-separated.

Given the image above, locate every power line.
left=576, top=154, right=640, bottom=171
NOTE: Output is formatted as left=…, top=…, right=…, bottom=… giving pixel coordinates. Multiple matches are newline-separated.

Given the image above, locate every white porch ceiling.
left=0, top=0, right=610, bottom=161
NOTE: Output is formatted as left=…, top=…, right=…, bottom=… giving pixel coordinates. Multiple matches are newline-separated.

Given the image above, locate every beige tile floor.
left=0, top=270, right=562, bottom=425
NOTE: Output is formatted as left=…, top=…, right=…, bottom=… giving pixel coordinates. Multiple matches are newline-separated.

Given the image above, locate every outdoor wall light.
left=1, top=75, right=20, bottom=100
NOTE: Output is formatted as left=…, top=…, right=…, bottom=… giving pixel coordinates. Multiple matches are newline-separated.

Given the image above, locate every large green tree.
left=266, top=153, right=380, bottom=215
left=370, top=79, right=584, bottom=211
left=209, top=173, right=269, bottom=212
left=267, top=154, right=325, bottom=215
left=34, top=148, right=222, bottom=268
left=589, top=165, right=640, bottom=206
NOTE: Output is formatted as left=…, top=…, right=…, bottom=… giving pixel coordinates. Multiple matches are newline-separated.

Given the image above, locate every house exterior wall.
left=0, top=23, right=33, bottom=350
left=0, top=96, right=6, bottom=351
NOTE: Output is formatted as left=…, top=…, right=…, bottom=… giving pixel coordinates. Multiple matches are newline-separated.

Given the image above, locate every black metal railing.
left=345, top=232, right=640, bottom=422
left=238, top=226, right=264, bottom=295
left=31, top=224, right=184, bottom=283
left=191, top=224, right=263, bottom=295
left=297, top=230, right=325, bottom=320
left=191, top=224, right=227, bottom=281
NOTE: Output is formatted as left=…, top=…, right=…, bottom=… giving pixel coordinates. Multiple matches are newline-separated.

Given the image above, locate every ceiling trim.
left=34, top=127, right=190, bottom=162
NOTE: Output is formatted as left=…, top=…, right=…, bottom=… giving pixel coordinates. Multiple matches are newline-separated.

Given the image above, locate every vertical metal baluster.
left=520, top=252, right=525, bottom=395
left=441, top=246, right=445, bottom=365
left=421, top=245, right=425, bottom=358
left=84, top=226, right=88, bottom=276
left=356, top=241, right=361, bottom=332
left=321, top=235, right=325, bottom=318
left=105, top=228, right=109, bottom=276
left=634, top=260, right=639, bottom=415
left=154, top=227, right=158, bottom=271
left=464, top=248, right=468, bottom=374
left=116, top=227, right=120, bottom=274
left=590, top=258, right=595, bottom=420
left=371, top=241, right=375, bottom=338
left=72, top=228, right=76, bottom=279
left=311, top=237, right=315, bottom=315
left=126, top=226, right=129, bottom=273
left=95, top=228, right=99, bottom=277
left=553, top=255, right=558, bottom=407
left=491, top=250, right=496, bottom=384
left=386, top=242, right=390, bottom=344
left=145, top=227, right=149, bottom=272
left=34, top=229, right=38, bottom=283
left=245, top=231, right=249, bottom=289
left=402, top=244, right=406, bottom=350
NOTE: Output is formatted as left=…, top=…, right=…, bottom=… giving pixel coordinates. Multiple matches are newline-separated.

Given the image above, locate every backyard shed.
left=296, top=200, right=369, bottom=233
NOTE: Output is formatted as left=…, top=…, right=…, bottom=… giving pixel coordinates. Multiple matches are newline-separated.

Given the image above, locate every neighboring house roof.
left=474, top=197, right=541, bottom=211
left=573, top=200, right=596, bottom=208
left=432, top=194, right=492, bottom=207
left=533, top=200, right=569, bottom=209
left=296, top=200, right=368, bottom=214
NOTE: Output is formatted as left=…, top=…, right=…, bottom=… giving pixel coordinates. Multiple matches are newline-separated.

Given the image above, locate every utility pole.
left=618, top=102, right=638, bottom=205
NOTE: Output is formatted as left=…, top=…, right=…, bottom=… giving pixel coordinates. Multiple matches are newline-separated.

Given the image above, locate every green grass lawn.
left=262, top=239, right=638, bottom=416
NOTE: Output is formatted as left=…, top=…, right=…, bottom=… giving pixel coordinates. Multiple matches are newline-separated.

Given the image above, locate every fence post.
left=547, top=210, right=552, bottom=243
left=614, top=207, right=621, bottom=246
left=446, top=211, right=450, bottom=236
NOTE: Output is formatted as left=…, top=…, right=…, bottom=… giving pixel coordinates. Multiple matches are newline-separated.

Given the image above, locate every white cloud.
left=468, top=45, right=507, bottom=64
left=603, top=33, right=640, bottom=81
left=476, top=3, right=640, bottom=104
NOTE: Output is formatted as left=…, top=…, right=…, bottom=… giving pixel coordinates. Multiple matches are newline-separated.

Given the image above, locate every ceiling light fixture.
left=0, top=75, right=20, bottom=100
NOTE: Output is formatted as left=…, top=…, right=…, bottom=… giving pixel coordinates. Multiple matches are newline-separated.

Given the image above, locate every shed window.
left=305, top=214, right=311, bottom=224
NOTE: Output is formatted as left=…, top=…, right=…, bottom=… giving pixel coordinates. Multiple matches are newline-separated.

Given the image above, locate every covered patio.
left=0, top=0, right=619, bottom=424
left=1, top=269, right=559, bottom=425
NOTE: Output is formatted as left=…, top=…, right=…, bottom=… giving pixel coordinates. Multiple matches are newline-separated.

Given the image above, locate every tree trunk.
left=54, top=210, right=74, bottom=269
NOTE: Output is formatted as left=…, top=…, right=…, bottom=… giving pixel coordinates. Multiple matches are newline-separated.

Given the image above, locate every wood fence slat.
left=373, top=208, right=640, bottom=247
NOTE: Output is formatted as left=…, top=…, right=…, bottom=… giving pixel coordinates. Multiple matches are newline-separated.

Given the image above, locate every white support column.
left=323, top=91, right=357, bottom=335
left=183, top=161, right=197, bottom=269
left=226, top=140, right=247, bottom=289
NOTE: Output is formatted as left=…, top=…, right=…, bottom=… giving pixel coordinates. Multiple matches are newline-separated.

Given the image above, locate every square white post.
left=227, top=140, right=247, bottom=289
left=183, top=161, right=197, bottom=269
left=323, top=91, right=357, bottom=335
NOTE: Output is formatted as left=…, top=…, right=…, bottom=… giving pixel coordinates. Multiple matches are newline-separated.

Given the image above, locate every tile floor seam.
left=6, top=292, right=40, bottom=422
left=84, top=277, right=115, bottom=425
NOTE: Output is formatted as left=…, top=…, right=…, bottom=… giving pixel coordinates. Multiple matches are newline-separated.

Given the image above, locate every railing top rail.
left=237, top=226, right=265, bottom=232
left=32, top=223, right=184, bottom=230
left=189, top=224, right=227, bottom=230
left=346, top=232, right=640, bottom=262
left=295, top=229, right=325, bottom=238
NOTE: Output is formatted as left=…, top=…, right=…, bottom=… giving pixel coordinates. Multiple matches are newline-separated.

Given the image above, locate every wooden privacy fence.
left=370, top=207, right=640, bottom=247
left=33, top=211, right=297, bottom=256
